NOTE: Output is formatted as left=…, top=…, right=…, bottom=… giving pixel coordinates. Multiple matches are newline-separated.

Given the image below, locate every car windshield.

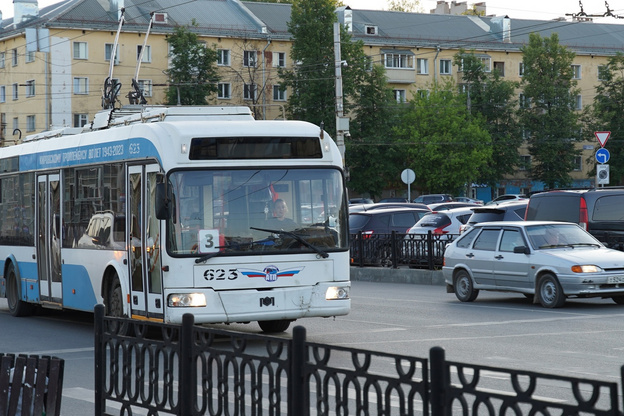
left=525, top=223, right=601, bottom=249
left=166, top=168, right=348, bottom=256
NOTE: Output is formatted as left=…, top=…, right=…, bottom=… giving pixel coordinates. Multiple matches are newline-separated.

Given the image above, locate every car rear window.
left=392, top=212, right=420, bottom=228
left=348, top=214, right=371, bottom=230
left=468, top=211, right=504, bottom=224
left=416, top=213, right=451, bottom=227
left=593, top=195, right=624, bottom=221
left=526, top=195, right=580, bottom=222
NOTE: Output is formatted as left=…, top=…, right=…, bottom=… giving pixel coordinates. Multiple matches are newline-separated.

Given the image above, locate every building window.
left=12, top=49, right=18, bottom=66
left=218, top=83, right=231, bottom=99
left=439, top=59, right=452, bottom=75
left=493, top=61, right=505, bottom=76
left=365, top=25, right=378, bottom=35
left=217, top=49, right=230, bottom=66
left=416, top=58, right=429, bottom=75
left=573, top=156, right=583, bottom=171
left=74, top=113, right=89, bottom=127
left=393, top=89, right=406, bottom=103
left=153, top=12, right=168, bottom=23
left=0, top=86, right=5, bottom=103
left=12, top=83, right=18, bottom=100
left=417, top=89, right=430, bottom=98
left=73, top=41, right=88, bottom=59
left=273, top=85, right=287, bottom=101
left=0, top=52, right=4, bottom=68
left=243, top=83, right=257, bottom=100
left=137, top=45, right=151, bottom=63
left=26, top=115, right=36, bottom=132
left=26, top=51, right=35, bottom=63
left=518, top=62, right=524, bottom=76
left=519, top=155, right=531, bottom=171
left=273, top=52, right=286, bottom=68
left=480, top=57, right=491, bottom=72
left=384, top=52, right=414, bottom=69
left=244, top=51, right=257, bottom=67
left=25, top=80, right=35, bottom=97
left=598, top=65, right=608, bottom=81
left=73, top=77, right=89, bottom=95
left=105, top=44, right=120, bottom=64
left=575, top=95, right=582, bottom=110
left=572, top=64, right=581, bottom=79
left=138, top=79, right=152, bottom=97
left=519, top=93, right=531, bottom=108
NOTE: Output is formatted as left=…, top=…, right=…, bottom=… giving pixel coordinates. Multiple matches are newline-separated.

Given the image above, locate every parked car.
left=443, top=221, right=624, bottom=308
left=525, top=189, right=624, bottom=249
left=349, top=197, right=374, bottom=205
left=377, top=197, right=409, bottom=203
left=428, top=202, right=480, bottom=211
left=406, top=207, right=474, bottom=236
left=349, top=207, right=430, bottom=236
left=349, top=202, right=430, bottom=213
left=454, top=196, right=484, bottom=205
left=460, top=200, right=528, bottom=233
left=413, top=194, right=454, bottom=205
left=486, top=194, right=528, bottom=205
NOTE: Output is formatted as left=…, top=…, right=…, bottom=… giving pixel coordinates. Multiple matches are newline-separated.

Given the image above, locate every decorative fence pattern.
left=94, top=305, right=624, bottom=416
left=350, top=231, right=457, bottom=269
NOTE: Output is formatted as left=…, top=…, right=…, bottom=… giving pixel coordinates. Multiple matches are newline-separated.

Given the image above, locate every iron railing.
left=94, top=304, right=624, bottom=416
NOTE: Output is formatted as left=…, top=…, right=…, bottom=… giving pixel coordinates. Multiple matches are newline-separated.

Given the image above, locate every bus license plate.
left=608, top=276, right=624, bottom=284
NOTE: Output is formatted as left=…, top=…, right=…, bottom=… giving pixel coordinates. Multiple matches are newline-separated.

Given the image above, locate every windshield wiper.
left=250, top=227, right=329, bottom=258
left=195, top=250, right=222, bottom=263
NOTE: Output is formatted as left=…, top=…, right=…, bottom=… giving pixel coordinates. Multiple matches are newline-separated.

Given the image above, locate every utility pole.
left=334, top=22, right=349, bottom=162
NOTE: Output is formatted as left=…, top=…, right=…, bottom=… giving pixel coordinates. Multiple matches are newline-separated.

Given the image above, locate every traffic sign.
left=401, top=169, right=415, bottom=184
left=596, top=148, right=610, bottom=164
left=595, top=131, right=611, bottom=148
left=597, top=164, right=610, bottom=185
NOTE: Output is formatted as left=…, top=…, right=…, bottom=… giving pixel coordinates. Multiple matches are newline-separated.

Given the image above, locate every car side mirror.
left=513, top=245, right=530, bottom=254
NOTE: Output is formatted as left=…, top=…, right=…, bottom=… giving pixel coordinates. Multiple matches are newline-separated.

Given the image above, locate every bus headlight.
left=326, top=286, right=349, bottom=300
left=168, top=293, right=207, bottom=307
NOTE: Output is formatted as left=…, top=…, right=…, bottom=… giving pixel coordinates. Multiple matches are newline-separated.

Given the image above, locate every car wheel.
left=454, top=270, right=479, bottom=302
left=6, top=263, right=33, bottom=317
left=611, top=295, right=624, bottom=305
left=537, top=274, right=566, bottom=308
left=258, top=319, right=291, bottom=333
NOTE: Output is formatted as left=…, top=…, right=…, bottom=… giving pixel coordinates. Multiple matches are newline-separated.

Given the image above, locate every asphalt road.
left=1, top=280, right=623, bottom=415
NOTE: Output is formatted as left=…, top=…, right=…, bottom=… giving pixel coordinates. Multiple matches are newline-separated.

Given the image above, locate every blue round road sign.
left=596, top=148, right=610, bottom=164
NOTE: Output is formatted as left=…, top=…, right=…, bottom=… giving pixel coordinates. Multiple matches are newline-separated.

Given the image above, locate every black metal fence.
left=94, top=304, right=624, bottom=416
left=350, top=231, right=458, bottom=269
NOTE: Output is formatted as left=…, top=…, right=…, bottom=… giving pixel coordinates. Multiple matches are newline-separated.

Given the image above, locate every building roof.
left=1, top=0, right=624, bottom=55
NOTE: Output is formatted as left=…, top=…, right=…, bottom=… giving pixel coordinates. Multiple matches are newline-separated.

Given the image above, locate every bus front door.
left=36, top=173, right=62, bottom=305
left=128, top=165, right=164, bottom=321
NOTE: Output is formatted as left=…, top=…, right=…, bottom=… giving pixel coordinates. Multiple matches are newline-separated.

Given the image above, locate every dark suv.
left=461, top=201, right=528, bottom=233
left=525, top=189, right=624, bottom=249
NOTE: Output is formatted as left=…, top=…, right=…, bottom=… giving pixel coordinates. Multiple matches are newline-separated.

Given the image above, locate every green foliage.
left=386, top=0, right=422, bottom=12
left=519, top=33, right=581, bottom=189
left=584, top=53, right=624, bottom=184
left=454, top=50, right=522, bottom=192
left=393, top=82, right=492, bottom=194
left=165, top=25, right=219, bottom=105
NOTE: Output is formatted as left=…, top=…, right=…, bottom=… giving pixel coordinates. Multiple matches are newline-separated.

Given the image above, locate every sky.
left=3, top=0, right=624, bottom=23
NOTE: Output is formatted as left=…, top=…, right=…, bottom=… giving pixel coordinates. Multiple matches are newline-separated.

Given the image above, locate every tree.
left=519, top=33, right=582, bottom=189
left=165, top=24, right=219, bottom=105
left=346, top=65, right=401, bottom=199
left=454, top=50, right=522, bottom=195
left=393, top=81, right=492, bottom=194
left=584, top=53, right=624, bottom=184
left=387, top=0, right=422, bottom=12
left=279, top=0, right=369, bottom=134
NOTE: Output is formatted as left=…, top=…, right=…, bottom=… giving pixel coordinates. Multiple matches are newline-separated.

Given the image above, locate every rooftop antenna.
left=128, top=12, right=155, bottom=105
left=102, top=8, right=125, bottom=109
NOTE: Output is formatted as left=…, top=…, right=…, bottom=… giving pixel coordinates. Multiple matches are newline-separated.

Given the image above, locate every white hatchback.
left=443, top=221, right=624, bottom=308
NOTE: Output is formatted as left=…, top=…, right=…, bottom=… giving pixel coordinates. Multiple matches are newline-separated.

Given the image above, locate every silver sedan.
left=443, top=221, right=624, bottom=308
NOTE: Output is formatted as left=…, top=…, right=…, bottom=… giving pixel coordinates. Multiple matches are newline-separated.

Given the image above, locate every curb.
left=350, top=267, right=446, bottom=285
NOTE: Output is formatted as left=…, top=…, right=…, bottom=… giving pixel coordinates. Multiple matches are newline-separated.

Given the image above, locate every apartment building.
left=1, top=0, right=622, bottom=193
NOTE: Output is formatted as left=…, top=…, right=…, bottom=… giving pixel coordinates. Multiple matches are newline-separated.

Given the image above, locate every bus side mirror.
left=155, top=182, right=170, bottom=220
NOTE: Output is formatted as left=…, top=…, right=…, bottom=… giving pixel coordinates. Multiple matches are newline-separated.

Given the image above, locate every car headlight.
left=326, top=286, right=350, bottom=300
left=571, top=265, right=603, bottom=273
left=168, top=293, right=207, bottom=307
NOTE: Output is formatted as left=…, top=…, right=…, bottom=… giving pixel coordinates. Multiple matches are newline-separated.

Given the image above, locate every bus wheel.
left=107, top=278, right=125, bottom=317
left=258, top=319, right=291, bottom=333
left=6, top=263, right=32, bottom=317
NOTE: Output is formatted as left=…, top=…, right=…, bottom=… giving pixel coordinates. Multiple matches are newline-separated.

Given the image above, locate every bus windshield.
left=167, top=167, right=348, bottom=256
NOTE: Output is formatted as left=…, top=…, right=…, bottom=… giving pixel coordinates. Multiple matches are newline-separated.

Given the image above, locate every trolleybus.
left=0, top=105, right=350, bottom=332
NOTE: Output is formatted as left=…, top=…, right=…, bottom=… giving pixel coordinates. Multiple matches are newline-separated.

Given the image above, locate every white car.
left=443, top=221, right=624, bottom=308
left=407, top=207, right=474, bottom=236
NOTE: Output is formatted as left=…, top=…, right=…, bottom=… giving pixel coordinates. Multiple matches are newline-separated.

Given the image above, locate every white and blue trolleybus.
left=0, top=105, right=350, bottom=332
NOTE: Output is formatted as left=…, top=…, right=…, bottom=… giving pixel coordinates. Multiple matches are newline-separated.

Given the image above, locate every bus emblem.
left=239, top=266, right=304, bottom=282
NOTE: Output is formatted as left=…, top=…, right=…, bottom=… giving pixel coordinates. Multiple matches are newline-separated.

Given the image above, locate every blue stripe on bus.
left=20, top=137, right=161, bottom=171
left=61, top=264, right=98, bottom=311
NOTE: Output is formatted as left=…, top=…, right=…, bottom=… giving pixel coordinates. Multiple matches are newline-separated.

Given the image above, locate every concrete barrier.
left=350, top=267, right=445, bottom=286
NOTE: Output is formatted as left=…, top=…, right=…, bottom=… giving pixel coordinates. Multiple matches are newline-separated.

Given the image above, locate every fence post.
left=357, top=231, right=364, bottom=267
left=427, top=231, right=434, bottom=270
left=291, top=325, right=307, bottom=416
left=429, top=346, right=446, bottom=416
left=179, top=313, right=195, bottom=416
left=391, top=231, right=398, bottom=268
left=94, top=304, right=104, bottom=416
